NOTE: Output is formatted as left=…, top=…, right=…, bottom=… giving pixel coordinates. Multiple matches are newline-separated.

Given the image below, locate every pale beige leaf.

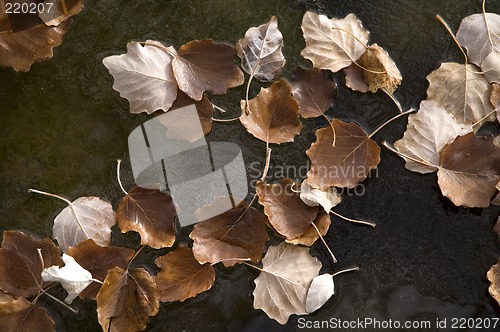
left=301, top=12, right=369, bottom=73
left=482, top=51, right=500, bottom=84
left=305, top=274, right=334, bottom=313
left=39, top=0, right=84, bottom=26
left=253, top=243, right=321, bottom=324
left=344, top=64, right=369, bottom=93
left=299, top=181, right=341, bottom=212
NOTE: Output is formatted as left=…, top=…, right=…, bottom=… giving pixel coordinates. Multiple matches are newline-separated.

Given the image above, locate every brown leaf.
left=116, top=187, right=177, bottom=249
left=487, top=258, right=500, bottom=306
left=492, top=182, right=500, bottom=206
left=0, top=230, right=62, bottom=297
left=290, top=67, right=337, bottom=118
left=491, top=83, right=500, bottom=123
left=155, top=247, right=215, bottom=302
left=0, top=294, right=54, bottom=332
left=357, top=44, right=402, bottom=94
left=437, top=133, right=500, bottom=208
left=96, top=267, right=159, bottom=332
left=344, top=64, right=369, bottom=93
left=256, top=178, right=318, bottom=240
left=66, top=239, right=135, bottom=300
left=240, top=79, right=302, bottom=144
left=286, top=212, right=331, bottom=247
left=306, top=120, right=381, bottom=189
left=39, top=0, right=84, bottom=26
left=172, top=39, right=244, bottom=101
left=190, top=199, right=269, bottom=267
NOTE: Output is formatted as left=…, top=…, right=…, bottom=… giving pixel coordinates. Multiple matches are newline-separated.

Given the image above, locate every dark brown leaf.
left=155, top=247, right=215, bottom=302
left=116, top=187, right=177, bottom=249
left=0, top=294, right=54, bottom=332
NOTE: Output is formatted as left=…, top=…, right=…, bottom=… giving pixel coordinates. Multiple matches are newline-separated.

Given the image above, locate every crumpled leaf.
left=103, top=40, right=178, bottom=114
left=290, top=67, right=337, bottom=118
left=96, top=267, right=159, bottom=332
left=252, top=242, right=321, bottom=324
left=482, top=51, right=500, bottom=84
left=66, top=239, right=134, bottom=300
left=236, top=15, right=285, bottom=81
left=299, top=180, right=342, bottom=212
left=116, top=186, right=177, bottom=249
left=437, top=133, right=500, bottom=208
left=41, top=253, right=93, bottom=304
left=305, top=274, right=334, bottom=313
left=240, top=79, right=302, bottom=144
left=190, top=199, right=269, bottom=267
left=301, top=11, right=369, bottom=73
left=306, top=120, right=381, bottom=189
left=0, top=230, right=62, bottom=298
left=286, top=212, right=331, bottom=247
left=426, top=62, right=494, bottom=126
left=155, top=247, right=215, bottom=302
left=172, top=39, right=244, bottom=101
left=0, top=293, right=54, bottom=332
left=355, top=43, right=402, bottom=94
left=256, top=178, right=318, bottom=240
left=456, top=13, right=500, bottom=67
left=487, top=258, right=500, bottom=306
left=39, top=0, right=84, bottom=27
left=490, top=83, right=500, bottom=123
left=395, top=100, right=472, bottom=173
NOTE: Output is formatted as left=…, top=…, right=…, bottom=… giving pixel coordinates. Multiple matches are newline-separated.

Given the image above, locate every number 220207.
left=5, top=2, right=54, bottom=14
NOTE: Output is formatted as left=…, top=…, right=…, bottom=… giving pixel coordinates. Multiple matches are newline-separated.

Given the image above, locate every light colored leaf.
left=301, top=12, right=369, bottom=73
left=286, top=212, right=331, bottom=247
left=236, top=16, right=285, bottom=81
left=41, top=253, right=93, bottom=304
left=305, top=274, right=334, bottom=313
left=39, top=0, right=84, bottom=27
left=344, top=64, right=369, bottom=92
left=394, top=100, right=473, bottom=174
left=487, top=258, right=500, bottom=306
left=103, top=40, right=178, bottom=114
left=300, top=181, right=341, bottom=212
left=357, top=43, right=402, bottom=94
left=482, top=51, right=500, bottom=83
left=252, top=242, right=321, bottom=324
left=426, top=62, right=494, bottom=126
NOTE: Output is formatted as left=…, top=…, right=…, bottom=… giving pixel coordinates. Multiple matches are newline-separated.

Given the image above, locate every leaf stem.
left=213, top=104, right=226, bottom=114
left=330, top=210, right=376, bottom=228
left=310, top=221, right=337, bottom=264
left=127, top=245, right=146, bottom=269
left=43, top=292, right=78, bottom=314
left=116, top=160, right=128, bottom=196
left=243, top=261, right=265, bottom=273
left=435, top=15, right=468, bottom=64
left=471, top=109, right=496, bottom=127
left=382, top=141, right=437, bottom=169
left=368, top=109, right=415, bottom=139
left=331, top=265, right=360, bottom=278
left=384, top=91, right=403, bottom=113
left=139, top=41, right=177, bottom=58
left=322, top=114, right=336, bottom=146
left=211, top=116, right=240, bottom=122
left=261, top=142, right=272, bottom=182
left=245, top=76, right=254, bottom=114
left=28, top=189, right=72, bottom=206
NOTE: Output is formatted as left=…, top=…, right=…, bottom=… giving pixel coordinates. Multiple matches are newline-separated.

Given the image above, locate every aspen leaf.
left=487, top=258, right=500, bottom=306
left=286, top=212, right=331, bottom=247
left=39, top=0, right=84, bottom=27
left=344, top=64, right=369, bottom=93
left=299, top=180, right=342, bottom=213
left=305, top=274, right=334, bottom=313
left=481, top=51, right=500, bottom=84
left=155, top=247, right=215, bottom=302
left=0, top=294, right=54, bottom=332
left=252, top=242, right=321, bottom=324
left=236, top=16, right=285, bottom=82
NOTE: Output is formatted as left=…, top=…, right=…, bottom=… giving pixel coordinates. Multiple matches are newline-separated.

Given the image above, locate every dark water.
left=1, top=0, right=500, bottom=331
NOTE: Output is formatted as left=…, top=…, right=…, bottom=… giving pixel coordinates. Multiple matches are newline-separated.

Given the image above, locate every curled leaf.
left=487, top=258, right=500, bottom=306
left=305, top=274, right=334, bottom=313
left=299, top=181, right=342, bottom=213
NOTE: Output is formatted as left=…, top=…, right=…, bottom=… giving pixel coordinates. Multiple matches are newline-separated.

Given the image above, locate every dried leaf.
left=172, top=39, right=244, bottom=100
left=482, top=51, right=500, bottom=84
left=490, top=83, right=500, bottom=123
left=66, top=239, right=134, bottom=300
left=0, top=230, right=62, bottom=298
left=344, top=64, right=369, bottom=93
left=96, top=267, right=159, bottom=332
left=487, top=258, right=500, bottom=306
left=236, top=16, right=285, bottom=81
left=103, top=40, right=178, bottom=114
left=456, top=13, right=500, bottom=66
left=357, top=43, right=402, bottom=94
left=395, top=100, right=473, bottom=174
left=299, top=181, right=342, bottom=212
left=438, top=133, right=500, bottom=208
left=290, top=67, right=337, bottom=118
left=426, top=62, right=494, bottom=126
left=286, top=212, right=331, bottom=247
left=155, top=247, right=215, bottom=302
left=306, top=120, right=381, bottom=189
left=190, top=199, right=269, bottom=267
left=301, top=12, right=369, bottom=73
left=305, top=274, right=334, bottom=313
left=239, top=79, right=302, bottom=144
left=252, top=242, right=321, bottom=324
left=256, top=178, right=318, bottom=240
left=492, top=182, right=500, bottom=206
left=0, top=295, right=54, bottom=332
left=116, top=187, right=176, bottom=249
left=39, top=0, right=84, bottom=26
left=41, top=253, right=92, bottom=304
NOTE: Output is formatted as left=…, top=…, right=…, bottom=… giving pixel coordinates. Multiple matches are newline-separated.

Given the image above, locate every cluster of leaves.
left=0, top=0, right=84, bottom=71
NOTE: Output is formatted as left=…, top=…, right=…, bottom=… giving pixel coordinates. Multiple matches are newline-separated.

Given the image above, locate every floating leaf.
left=0, top=294, right=54, bottom=332
left=252, top=242, right=321, bottom=324
left=426, top=62, right=494, bottom=126
left=66, top=239, right=134, bottom=300
left=482, top=51, right=500, bottom=84
left=103, top=40, right=178, bottom=114
left=286, top=212, right=331, bottom=247
left=290, top=67, right=337, bottom=118
left=96, top=267, right=159, bottom=332
left=256, top=178, right=318, bottom=240
left=116, top=187, right=176, bottom=249
left=236, top=15, right=285, bottom=81
left=301, top=12, right=369, bottom=73
left=155, top=247, right=215, bottom=302
left=0, top=230, right=62, bottom=298
left=240, top=79, right=302, bottom=144
left=487, top=258, right=500, bottom=306
left=299, top=181, right=342, bottom=213
left=39, top=0, right=84, bottom=27
left=394, top=100, right=472, bottom=174
left=172, top=39, right=244, bottom=101
left=41, top=253, right=93, bottom=304
left=305, top=274, right=334, bottom=313
left=190, top=199, right=268, bottom=267
left=306, top=120, right=381, bottom=189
